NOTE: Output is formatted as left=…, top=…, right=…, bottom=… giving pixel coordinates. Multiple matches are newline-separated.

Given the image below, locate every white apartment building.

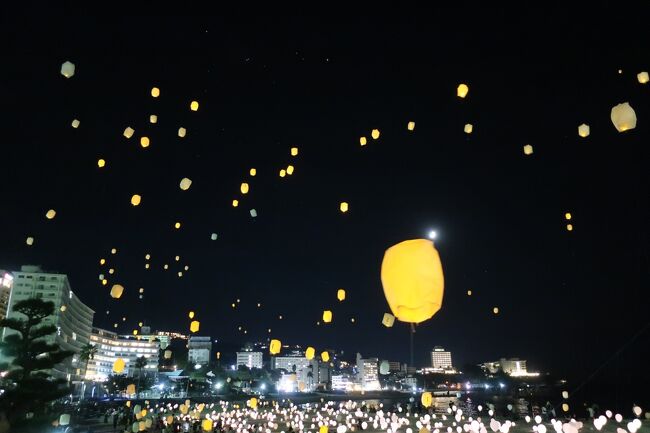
left=331, top=374, right=354, bottom=391
left=236, top=351, right=263, bottom=369
left=431, top=346, right=453, bottom=369
left=356, top=353, right=380, bottom=390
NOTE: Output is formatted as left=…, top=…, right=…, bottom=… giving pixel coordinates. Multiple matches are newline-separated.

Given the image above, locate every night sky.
left=1, top=11, right=649, bottom=391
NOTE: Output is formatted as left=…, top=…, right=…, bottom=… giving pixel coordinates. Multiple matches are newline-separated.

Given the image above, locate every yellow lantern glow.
left=464, top=124, right=473, bottom=134
left=140, top=137, right=150, bottom=148
left=305, top=346, right=315, bottom=360
left=113, top=358, right=126, bottom=373
left=382, top=312, right=395, bottom=327
left=578, top=124, right=590, bottom=137
left=321, top=351, right=330, bottom=362
left=562, top=403, right=569, bottom=412
left=320, top=426, right=329, bottom=433
left=26, top=236, right=34, bottom=246
left=611, top=102, right=637, bottom=132
left=151, top=87, right=160, bottom=97
left=286, top=165, right=294, bottom=175
left=232, top=199, right=239, bottom=207
left=102, top=279, right=108, bottom=286
left=111, top=248, right=117, bottom=254
left=164, top=350, right=172, bottom=359
left=178, top=127, right=187, bottom=137
left=59, top=414, right=71, bottom=426
left=46, top=209, right=56, bottom=220
left=249, top=168, right=256, bottom=176
left=190, top=320, right=200, bottom=333
left=269, top=339, right=281, bottom=355
left=100, top=258, right=106, bottom=265
left=637, top=72, right=649, bottom=84
left=110, top=284, right=124, bottom=299
left=190, top=101, right=199, bottom=111
left=279, top=169, right=286, bottom=177
left=149, top=115, right=157, bottom=124
left=131, top=194, right=142, bottom=206
left=457, top=83, right=469, bottom=98
left=60, top=61, right=75, bottom=78
left=340, top=202, right=349, bottom=213
left=127, top=384, right=136, bottom=394
left=132, top=330, right=138, bottom=335
left=407, top=121, right=415, bottom=131
left=360, top=137, right=367, bottom=146
left=241, top=183, right=249, bottom=194
left=337, top=289, right=346, bottom=301
left=493, top=307, right=499, bottom=314
left=174, top=222, right=181, bottom=229
left=189, top=311, right=195, bottom=319
left=98, top=159, right=106, bottom=168
left=381, top=239, right=444, bottom=324
left=523, top=144, right=533, bottom=155
left=322, top=310, right=332, bottom=323
left=291, top=147, right=299, bottom=156
left=371, top=129, right=380, bottom=139
left=421, top=392, right=433, bottom=408
left=123, top=127, right=134, bottom=138
left=248, top=397, right=258, bottom=409
left=565, top=212, right=572, bottom=220
left=467, top=290, right=472, bottom=296
left=60, top=305, right=66, bottom=312
left=202, top=419, right=213, bottom=431
left=71, top=119, right=80, bottom=128
left=567, top=224, right=573, bottom=231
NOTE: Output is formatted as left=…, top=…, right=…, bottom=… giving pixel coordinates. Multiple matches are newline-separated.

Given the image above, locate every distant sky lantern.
left=140, top=137, right=150, bottom=148
left=60, top=61, right=75, bottom=78
left=337, top=289, right=346, bottom=301
left=286, top=165, right=294, bottom=175
left=145, top=254, right=150, bottom=260
left=241, top=183, right=249, bottom=194
left=110, top=284, right=124, bottom=299
left=381, top=239, right=444, bottom=324
left=26, top=236, right=34, bottom=246
left=232, top=199, right=239, bottom=207
left=211, top=233, right=217, bottom=240
left=184, top=265, right=189, bottom=271
left=320, top=426, right=329, bottom=433
left=109, top=268, right=114, bottom=275
left=100, top=258, right=106, bottom=265
left=523, top=144, right=534, bottom=155
left=340, top=202, right=349, bottom=213
left=407, top=121, right=415, bottom=131
left=269, top=339, right=281, bottom=355
left=138, top=288, right=144, bottom=294
left=202, top=419, right=214, bottom=431
left=291, top=147, right=299, bottom=156
left=97, top=159, right=106, bottom=168
left=250, top=209, right=257, bottom=217
left=179, top=177, right=192, bottom=191
left=249, top=168, right=256, bottom=176
left=149, top=115, right=157, bottom=124
left=610, top=102, right=637, bottom=132
left=71, top=119, right=80, bottom=128
left=102, top=279, right=107, bottom=285
left=175, top=255, right=180, bottom=261
left=60, top=305, right=66, bottom=312
left=567, top=224, right=573, bottom=231
left=111, top=248, right=117, bottom=254
left=493, top=307, right=499, bottom=314
left=248, top=397, right=258, bottom=409
left=421, top=392, right=433, bottom=408
left=321, top=351, right=330, bottom=362
left=322, top=310, right=333, bottom=323
left=189, top=311, right=195, bottom=319
left=382, top=312, right=395, bottom=327
left=151, top=87, right=160, bottom=97
left=467, top=290, right=472, bottom=296
left=637, top=72, right=649, bottom=84
left=305, top=346, right=315, bottom=360
left=132, top=330, right=138, bottom=336
left=360, top=137, right=367, bottom=146
left=565, top=212, right=572, bottom=220
left=351, top=317, right=355, bottom=323
left=190, top=101, right=199, bottom=111
left=279, top=169, right=286, bottom=177
left=457, top=83, right=469, bottom=98
left=562, top=391, right=569, bottom=399
left=130, top=194, right=142, bottom=206
left=190, top=320, right=200, bottom=333
left=174, top=222, right=181, bottom=229
left=578, top=124, right=590, bottom=137
left=178, top=127, right=187, bottom=137
left=562, top=404, right=569, bottom=412
left=163, top=264, right=168, bottom=270
left=371, top=129, right=380, bottom=139
left=464, top=124, right=473, bottom=134
left=113, top=358, right=126, bottom=373
left=46, top=209, right=56, bottom=220
left=123, top=127, right=134, bottom=138
left=144, top=264, right=149, bottom=269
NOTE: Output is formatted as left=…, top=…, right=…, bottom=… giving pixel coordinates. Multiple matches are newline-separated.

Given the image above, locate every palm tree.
left=134, top=356, right=147, bottom=397
left=78, top=343, right=98, bottom=399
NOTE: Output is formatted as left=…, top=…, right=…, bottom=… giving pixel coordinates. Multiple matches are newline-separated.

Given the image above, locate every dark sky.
left=1, top=10, right=649, bottom=391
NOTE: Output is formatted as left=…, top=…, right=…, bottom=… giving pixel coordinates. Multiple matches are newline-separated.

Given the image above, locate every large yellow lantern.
left=110, top=284, right=124, bottom=299
left=190, top=320, right=200, bottom=333
left=321, top=351, right=330, bottom=362
left=380, top=239, right=444, bottom=324
left=337, top=289, right=346, bottom=301
left=113, top=358, right=126, bottom=373
left=610, top=102, right=637, bottom=132
left=457, top=83, right=469, bottom=98
left=322, top=310, right=332, bottom=323
left=248, top=397, right=258, bottom=409
left=270, top=339, right=281, bottom=354
left=305, top=346, right=315, bottom=360
left=202, top=419, right=213, bottom=431
left=421, top=392, right=433, bottom=407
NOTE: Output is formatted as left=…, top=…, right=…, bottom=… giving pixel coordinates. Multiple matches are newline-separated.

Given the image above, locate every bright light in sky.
left=428, top=230, right=437, bottom=240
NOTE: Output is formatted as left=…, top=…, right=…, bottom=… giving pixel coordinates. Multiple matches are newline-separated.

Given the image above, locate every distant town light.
left=428, top=230, right=437, bottom=240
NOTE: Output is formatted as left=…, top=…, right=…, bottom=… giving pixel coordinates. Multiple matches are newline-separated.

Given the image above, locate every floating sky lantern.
left=190, top=101, right=199, bottom=111
left=610, top=102, right=637, bottom=132
left=371, top=129, right=380, bottom=139
left=407, top=121, right=415, bottom=131
left=123, top=127, right=134, bottom=138
left=71, top=119, right=80, bottom=128
left=279, top=169, right=286, bottom=177
left=46, top=209, right=56, bottom=220
left=211, top=233, right=218, bottom=240
left=637, top=72, right=649, bottom=84
left=241, top=183, right=249, bottom=194
left=149, top=114, right=157, bottom=123
left=340, top=202, right=349, bottom=213
left=179, top=177, right=192, bottom=191
left=421, top=392, right=433, bottom=407
left=113, top=358, right=126, bottom=373
left=140, top=137, right=150, bottom=148
left=130, top=194, right=141, bottom=206
left=578, top=124, right=590, bottom=137
left=457, top=83, right=469, bottom=98
left=249, top=168, right=256, bottom=176
left=305, top=347, right=315, bottom=360
left=291, top=147, right=299, bottom=156
left=190, top=320, right=200, bottom=333
left=110, top=284, right=124, bottom=299
left=337, top=289, right=346, bottom=301
left=60, top=61, right=75, bottom=78
left=322, top=310, right=332, bottom=323
left=269, top=339, right=281, bottom=355
left=286, top=165, right=294, bottom=175
left=178, top=127, right=187, bottom=137
left=524, top=144, right=533, bottom=155
left=26, top=236, right=34, bottom=246
left=382, top=312, right=395, bottom=327
left=360, top=137, right=367, bottom=146
left=321, top=351, right=330, bottom=362
left=151, top=87, right=160, bottom=97
left=97, top=159, right=106, bottom=168
left=189, top=311, right=194, bottom=319
left=464, top=123, right=473, bottom=134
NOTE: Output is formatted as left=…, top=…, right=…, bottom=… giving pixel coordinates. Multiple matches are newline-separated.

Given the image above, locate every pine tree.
left=0, top=298, right=73, bottom=422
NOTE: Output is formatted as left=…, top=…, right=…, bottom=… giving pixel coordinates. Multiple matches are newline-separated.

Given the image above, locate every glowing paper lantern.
left=291, top=147, right=299, bottom=156
left=360, top=137, right=367, bottom=146
left=241, top=183, right=249, bottom=194
left=140, top=137, right=150, bottom=148
left=61, top=61, right=75, bottom=78
left=379, top=360, right=390, bottom=375
left=179, top=177, right=192, bottom=191
left=421, top=392, right=433, bottom=408
left=611, top=102, right=637, bottom=132
left=248, top=398, right=258, bottom=409
left=174, top=222, right=181, bottom=229
left=46, top=209, right=56, bottom=220
left=381, top=239, right=444, bottom=323
left=337, top=289, right=346, bottom=301
left=149, top=115, right=157, bottom=124
left=113, top=358, right=126, bottom=373
left=164, top=350, right=172, bottom=359
left=562, top=391, right=569, bottom=399
left=562, top=404, right=569, bottom=412
left=371, top=129, right=380, bottom=139
left=71, top=119, right=80, bottom=128
left=305, top=346, right=315, bottom=360
left=127, top=384, right=136, bottom=394
left=340, top=202, right=349, bottom=213
left=178, top=127, right=187, bottom=137
left=407, top=121, right=415, bottom=131
left=250, top=168, right=256, bottom=176
left=123, top=127, right=134, bottom=138
left=279, top=169, right=286, bottom=177
left=60, top=305, right=66, bottom=312
left=464, top=124, right=473, bottom=134
left=382, top=312, right=395, bottom=327
left=286, top=165, right=294, bottom=175
left=523, top=144, right=533, bottom=155
left=190, top=101, right=199, bottom=111
left=97, top=159, right=106, bottom=168
left=457, top=83, right=469, bottom=98
left=321, top=351, right=330, bottom=362
left=202, top=419, right=214, bottom=431
left=110, top=284, right=124, bottom=299
left=578, top=124, right=590, bottom=137
left=250, top=209, right=257, bottom=218
left=493, top=307, right=499, bottom=314
left=190, top=320, right=200, bottom=333
left=26, top=236, right=34, bottom=246
left=322, top=310, right=333, bottom=323
left=269, top=339, right=281, bottom=355
left=211, top=233, right=217, bottom=240
left=567, top=224, right=573, bottom=231
left=189, top=311, right=195, bottom=319
left=151, top=87, right=160, bottom=97
left=111, top=248, right=117, bottom=254
left=232, top=199, right=239, bottom=207
left=565, top=212, right=572, bottom=220
left=637, top=72, right=649, bottom=84
left=59, top=414, right=71, bottom=426
left=131, top=194, right=142, bottom=206
left=320, top=426, right=329, bottom=433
